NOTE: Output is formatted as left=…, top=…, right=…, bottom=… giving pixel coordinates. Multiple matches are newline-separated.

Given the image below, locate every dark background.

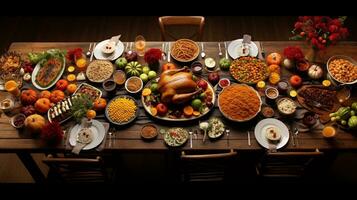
left=0, top=16, right=356, bottom=51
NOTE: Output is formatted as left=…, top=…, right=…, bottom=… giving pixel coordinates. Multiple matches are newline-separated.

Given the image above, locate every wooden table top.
left=1, top=41, right=357, bottom=153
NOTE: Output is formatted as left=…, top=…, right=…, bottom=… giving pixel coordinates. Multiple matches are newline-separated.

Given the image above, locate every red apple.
left=56, top=79, right=68, bottom=91
left=290, top=75, right=302, bottom=88
left=156, top=103, right=168, bottom=116
left=208, top=72, right=220, bottom=85
left=197, top=79, right=208, bottom=90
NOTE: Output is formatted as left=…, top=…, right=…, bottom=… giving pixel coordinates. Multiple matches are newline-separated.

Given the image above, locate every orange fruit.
left=142, top=88, right=151, bottom=96
left=67, top=84, right=77, bottom=94
left=67, top=74, right=76, bottom=82
left=150, top=107, right=157, bottom=116
left=67, top=66, right=75, bottom=73
left=76, top=58, right=87, bottom=70
left=86, top=109, right=96, bottom=119
left=322, top=126, right=336, bottom=138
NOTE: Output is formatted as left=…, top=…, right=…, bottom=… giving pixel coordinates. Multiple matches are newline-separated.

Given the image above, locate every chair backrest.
left=180, top=149, right=237, bottom=182
left=158, top=16, right=205, bottom=41
left=42, top=154, right=108, bottom=183
left=256, top=149, right=324, bottom=180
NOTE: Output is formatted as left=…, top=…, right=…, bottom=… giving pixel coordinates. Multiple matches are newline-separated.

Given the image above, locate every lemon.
left=322, top=80, right=331, bottom=87
left=67, top=66, right=75, bottom=73
left=257, top=81, right=266, bottom=89
left=289, top=90, right=297, bottom=98
left=67, top=74, right=76, bottom=82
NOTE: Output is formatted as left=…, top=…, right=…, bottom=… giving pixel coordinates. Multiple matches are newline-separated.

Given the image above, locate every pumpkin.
left=20, top=89, right=38, bottom=105
left=308, top=64, right=323, bottom=79
left=66, top=84, right=77, bottom=94
left=269, top=72, right=280, bottom=85
left=266, top=53, right=282, bottom=65
left=50, top=90, right=65, bottom=103
left=93, top=98, right=107, bottom=111
left=55, top=79, right=68, bottom=91
left=35, top=98, right=51, bottom=113
left=24, top=114, right=46, bottom=134
left=268, top=64, right=281, bottom=75
left=39, top=90, right=51, bottom=99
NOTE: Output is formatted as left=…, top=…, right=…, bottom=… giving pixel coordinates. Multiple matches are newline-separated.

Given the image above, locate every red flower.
left=41, top=121, right=64, bottom=144
left=144, top=48, right=162, bottom=65
left=66, top=48, right=83, bottom=63
left=329, top=33, right=340, bottom=42
left=339, top=27, right=349, bottom=38
left=329, top=25, right=339, bottom=33
left=330, top=19, right=342, bottom=27
left=294, top=22, right=303, bottom=30
left=311, top=38, right=319, bottom=47
left=283, top=46, right=305, bottom=62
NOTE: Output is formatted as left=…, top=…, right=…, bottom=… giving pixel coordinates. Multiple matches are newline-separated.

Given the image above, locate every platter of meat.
left=31, top=50, right=65, bottom=90
left=297, top=85, right=340, bottom=115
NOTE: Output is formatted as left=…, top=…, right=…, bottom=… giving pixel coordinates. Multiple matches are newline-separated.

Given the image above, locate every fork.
left=224, top=42, right=228, bottom=59
left=226, top=128, right=230, bottom=147
left=294, top=127, right=299, bottom=146
left=86, top=43, right=92, bottom=57
left=90, top=43, right=96, bottom=62
left=218, top=43, right=223, bottom=57
left=188, top=129, right=193, bottom=148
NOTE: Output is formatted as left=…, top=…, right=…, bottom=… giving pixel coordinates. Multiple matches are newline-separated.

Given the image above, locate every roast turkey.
left=157, top=67, right=201, bottom=104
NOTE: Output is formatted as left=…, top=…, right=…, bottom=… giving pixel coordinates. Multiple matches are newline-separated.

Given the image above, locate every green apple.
left=142, top=66, right=150, bottom=74
left=150, top=83, right=158, bottom=93
left=115, top=57, right=127, bottom=69
left=219, top=58, right=231, bottom=70
left=140, top=73, right=149, bottom=82
left=191, top=99, right=202, bottom=110
left=148, top=71, right=157, bottom=79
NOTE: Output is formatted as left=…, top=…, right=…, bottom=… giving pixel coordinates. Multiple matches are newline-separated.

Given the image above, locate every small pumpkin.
left=308, top=64, right=323, bottom=79
left=35, top=98, right=51, bottom=113
left=39, top=90, right=51, bottom=99
left=282, top=58, right=295, bottom=69
left=93, top=98, right=107, bottom=111
left=66, top=84, right=77, bottom=94
left=50, top=90, right=65, bottom=103
left=266, top=53, right=282, bottom=65
left=268, top=64, right=281, bottom=75
left=24, top=114, right=46, bottom=134
left=20, top=89, right=38, bottom=105
left=269, top=72, right=281, bottom=85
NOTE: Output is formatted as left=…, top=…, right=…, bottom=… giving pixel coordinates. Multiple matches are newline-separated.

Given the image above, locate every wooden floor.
left=0, top=16, right=357, bottom=183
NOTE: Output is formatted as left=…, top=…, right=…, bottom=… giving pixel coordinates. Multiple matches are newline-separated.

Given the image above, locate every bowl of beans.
left=105, top=95, right=139, bottom=125
left=327, top=55, right=357, bottom=85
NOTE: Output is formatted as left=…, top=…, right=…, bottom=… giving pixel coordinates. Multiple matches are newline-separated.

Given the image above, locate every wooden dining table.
left=1, top=41, right=357, bottom=182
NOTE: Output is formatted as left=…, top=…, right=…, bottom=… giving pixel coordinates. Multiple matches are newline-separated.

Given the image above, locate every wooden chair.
left=158, top=16, right=205, bottom=41
left=180, top=149, right=237, bottom=183
left=255, top=149, right=324, bottom=181
left=42, top=154, right=111, bottom=183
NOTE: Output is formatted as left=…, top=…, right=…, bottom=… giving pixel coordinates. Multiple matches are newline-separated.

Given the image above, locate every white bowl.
left=327, top=55, right=357, bottom=85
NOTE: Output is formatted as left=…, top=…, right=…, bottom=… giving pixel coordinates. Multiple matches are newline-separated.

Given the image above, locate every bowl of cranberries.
left=10, top=113, right=26, bottom=129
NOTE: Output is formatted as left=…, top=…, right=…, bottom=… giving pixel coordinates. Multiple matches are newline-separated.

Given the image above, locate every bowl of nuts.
left=327, top=55, right=357, bottom=85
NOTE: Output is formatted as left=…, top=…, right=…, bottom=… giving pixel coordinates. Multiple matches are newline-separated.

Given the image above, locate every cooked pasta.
left=171, top=39, right=199, bottom=62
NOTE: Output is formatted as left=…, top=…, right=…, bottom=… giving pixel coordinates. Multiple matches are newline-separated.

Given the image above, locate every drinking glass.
left=5, top=80, right=20, bottom=97
left=135, top=35, right=146, bottom=56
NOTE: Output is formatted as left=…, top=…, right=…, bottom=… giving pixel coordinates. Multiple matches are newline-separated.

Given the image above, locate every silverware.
left=226, top=129, right=230, bottom=147
left=218, top=43, right=223, bottom=57
left=224, top=42, right=228, bottom=59
left=247, top=130, right=251, bottom=146
left=200, top=42, right=206, bottom=59
left=294, top=127, right=299, bottom=146
left=161, top=43, right=166, bottom=61
left=125, top=42, right=129, bottom=52
left=290, top=126, right=296, bottom=147
left=259, top=41, right=265, bottom=58
left=86, top=43, right=92, bottom=57
left=90, top=42, right=96, bottom=62
left=189, top=129, right=193, bottom=148
left=269, top=143, right=277, bottom=153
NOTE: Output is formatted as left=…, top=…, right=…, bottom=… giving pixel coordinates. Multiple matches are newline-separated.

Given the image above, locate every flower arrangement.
left=66, top=48, right=83, bottom=63
left=41, top=121, right=64, bottom=144
left=283, top=46, right=305, bottom=62
left=144, top=48, right=162, bottom=65
left=290, top=16, right=349, bottom=50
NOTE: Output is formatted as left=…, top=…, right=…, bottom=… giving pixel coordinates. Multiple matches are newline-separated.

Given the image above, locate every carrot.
left=183, top=106, right=194, bottom=117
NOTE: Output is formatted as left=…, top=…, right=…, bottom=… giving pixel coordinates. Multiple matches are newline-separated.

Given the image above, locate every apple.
left=208, top=72, right=220, bottom=86
left=124, top=51, right=138, bottom=62
left=197, top=79, right=208, bottom=90
left=162, top=62, right=176, bottom=71
left=115, top=57, right=127, bottom=69
left=148, top=71, right=157, bottom=79
left=140, top=73, right=149, bottom=82
left=142, top=66, right=150, bottom=74
left=219, top=58, right=231, bottom=70
left=56, top=79, right=68, bottom=91
left=156, top=103, right=168, bottom=116
left=290, top=75, right=302, bottom=88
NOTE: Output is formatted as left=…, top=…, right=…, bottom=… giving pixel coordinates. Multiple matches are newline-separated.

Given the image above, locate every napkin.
left=109, top=35, right=121, bottom=46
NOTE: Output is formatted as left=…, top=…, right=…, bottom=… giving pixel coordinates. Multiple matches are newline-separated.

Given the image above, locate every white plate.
left=94, top=39, right=124, bottom=61
left=254, top=118, right=289, bottom=150
left=228, top=39, right=259, bottom=59
left=31, top=57, right=65, bottom=90
left=69, top=120, right=105, bottom=150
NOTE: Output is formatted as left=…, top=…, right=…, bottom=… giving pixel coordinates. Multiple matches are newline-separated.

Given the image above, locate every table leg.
left=17, top=152, right=45, bottom=183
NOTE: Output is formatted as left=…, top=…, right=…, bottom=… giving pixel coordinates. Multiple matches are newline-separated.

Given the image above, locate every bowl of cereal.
left=276, top=97, right=297, bottom=116
left=327, top=55, right=357, bottom=85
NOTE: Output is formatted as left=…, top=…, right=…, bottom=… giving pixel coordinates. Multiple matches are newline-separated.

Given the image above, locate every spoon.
left=86, top=43, right=92, bottom=57
left=218, top=43, right=223, bottom=57
left=200, top=42, right=206, bottom=59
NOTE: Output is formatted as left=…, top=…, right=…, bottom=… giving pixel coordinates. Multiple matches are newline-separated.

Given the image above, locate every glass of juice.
left=5, top=80, right=20, bottom=97
left=135, top=35, right=146, bottom=56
